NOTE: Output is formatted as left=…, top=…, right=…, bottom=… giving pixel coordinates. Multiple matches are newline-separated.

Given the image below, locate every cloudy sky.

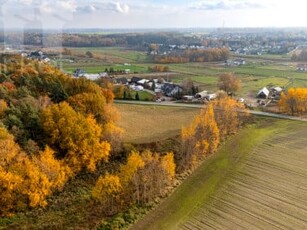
left=0, top=0, right=306, bottom=29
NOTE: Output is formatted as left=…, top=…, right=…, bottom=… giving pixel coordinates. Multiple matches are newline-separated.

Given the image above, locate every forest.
left=3, top=32, right=203, bottom=48
left=0, top=55, right=249, bottom=228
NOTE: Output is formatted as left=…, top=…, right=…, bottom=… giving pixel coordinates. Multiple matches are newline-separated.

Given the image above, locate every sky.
left=0, top=0, right=307, bottom=29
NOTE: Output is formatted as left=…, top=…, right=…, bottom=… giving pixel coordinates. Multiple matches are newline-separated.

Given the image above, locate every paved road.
left=114, top=100, right=307, bottom=122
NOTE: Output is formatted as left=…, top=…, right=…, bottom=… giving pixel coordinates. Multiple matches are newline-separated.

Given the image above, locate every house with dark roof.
left=161, top=83, right=183, bottom=97
left=130, top=76, right=142, bottom=84
left=115, top=77, right=128, bottom=85
left=73, top=68, right=86, bottom=77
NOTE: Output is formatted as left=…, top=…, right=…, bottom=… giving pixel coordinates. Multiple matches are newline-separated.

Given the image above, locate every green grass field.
left=56, top=46, right=307, bottom=99
left=132, top=119, right=307, bottom=229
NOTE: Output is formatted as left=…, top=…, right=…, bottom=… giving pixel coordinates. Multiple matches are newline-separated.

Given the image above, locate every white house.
left=257, top=87, right=270, bottom=99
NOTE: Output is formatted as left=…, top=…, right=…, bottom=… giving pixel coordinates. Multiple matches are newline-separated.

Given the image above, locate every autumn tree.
left=197, top=104, right=220, bottom=155
left=86, top=51, right=94, bottom=58
left=92, top=150, right=176, bottom=209
left=0, top=127, right=53, bottom=215
left=180, top=104, right=220, bottom=171
left=113, top=84, right=125, bottom=99
left=0, top=99, right=7, bottom=118
left=67, top=92, right=107, bottom=124
left=218, top=73, right=241, bottom=95
left=92, top=173, right=122, bottom=215
left=41, top=102, right=110, bottom=172
left=213, top=96, right=248, bottom=138
left=32, top=146, right=71, bottom=190
left=279, top=88, right=307, bottom=115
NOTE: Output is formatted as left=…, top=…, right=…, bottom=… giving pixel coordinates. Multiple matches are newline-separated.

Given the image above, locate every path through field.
left=132, top=120, right=307, bottom=229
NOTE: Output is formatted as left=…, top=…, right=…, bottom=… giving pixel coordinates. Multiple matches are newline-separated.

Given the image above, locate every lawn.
left=132, top=119, right=307, bottom=229
left=115, top=104, right=200, bottom=143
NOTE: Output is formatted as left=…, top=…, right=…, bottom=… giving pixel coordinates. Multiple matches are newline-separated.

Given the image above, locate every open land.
left=59, top=47, right=307, bottom=100
left=132, top=119, right=307, bottom=229
left=115, top=104, right=200, bottom=143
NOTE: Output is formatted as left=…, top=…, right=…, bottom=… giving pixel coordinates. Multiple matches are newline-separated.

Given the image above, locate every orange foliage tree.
left=0, top=127, right=55, bottom=215
left=279, top=88, right=307, bottom=115
left=213, top=96, right=248, bottom=139
left=181, top=104, right=220, bottom=170
left=41, top=102, right=110, bottom=172
left=0, top=99, right=7, bottom=118
left=218, top=73, right=241, bottom=95
left=92, top=150, right=176, bottom=213
left=92, top=173, right=122, bottom=214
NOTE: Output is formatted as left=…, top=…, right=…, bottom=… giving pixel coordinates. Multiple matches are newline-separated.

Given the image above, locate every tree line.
left=92, top=94, right=249, bottom=228
left=154, top=48, right=230, bottom=63
left=5, top=32, right=203, bottom=48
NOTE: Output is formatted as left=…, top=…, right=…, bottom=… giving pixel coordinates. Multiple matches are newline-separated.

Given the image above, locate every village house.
left=257, top=87, right=270, bottom=99
left=195, top=90, right=208, bottom=99
left=296, top=64, right=307, bottom=72
left=161, top=82, right=183, bottom=97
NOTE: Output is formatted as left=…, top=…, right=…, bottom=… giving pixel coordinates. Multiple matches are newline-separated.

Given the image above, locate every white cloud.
left=40, top=0, right=77, bottom=14
left=75, top=1, right=130, bottom=14
left=76, top=5, right=97, bottom=14
left=114, top=2, right=130, bottom=13
left=100, top=2, right=130, bottom=14
left=190, top=0, right=273, bottom=11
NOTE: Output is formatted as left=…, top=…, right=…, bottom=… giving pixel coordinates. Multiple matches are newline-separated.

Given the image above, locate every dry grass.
left=115, top=104, right=200, bottom=143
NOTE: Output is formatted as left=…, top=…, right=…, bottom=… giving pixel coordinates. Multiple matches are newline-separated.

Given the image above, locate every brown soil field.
left=115, top=104, right=200, bottom=143
left=181, top=122, right=307, bottom=229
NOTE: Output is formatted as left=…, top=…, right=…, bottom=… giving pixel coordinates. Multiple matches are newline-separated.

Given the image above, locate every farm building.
left=182, top=95, right=194, bottom=101
left=130, top=76, right=142, bottom=84
left=297, top=64, right=307, bottom=72
left=161, top=83, right=183, bottom=97
left=272, top=86, right=283, bottom=94
left=195, top=90, right=208, bottom=99
left=206, top=93, right=217, bottom=101
left=115, top=77, right=128, bottom=85
left=137, top=79, right=150, bottom=85
left=257, top=87, right=270, bottom=99
left=131, top=85, right=144, bottom=91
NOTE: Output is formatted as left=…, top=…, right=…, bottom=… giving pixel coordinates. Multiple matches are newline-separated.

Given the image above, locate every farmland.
left=132, top=119, right=307, bottom=229
left=57, top=47, right=307, bottom=100
left=115, top=103, right=200, bottom=143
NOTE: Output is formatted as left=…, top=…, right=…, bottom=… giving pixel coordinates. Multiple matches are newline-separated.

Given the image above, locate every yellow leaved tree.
left=213, top=96, right=248, bottom=138
left=32, top=146, right=72, bottom=190
left=92, top=173, right=122, bottom=214
left=279, top=88, right=307, bottom=115
left=0, top=127, right=53, bottom=215
left=180, top=103, right=220, bottom=171
left=41, top=102, right=110, bottom=173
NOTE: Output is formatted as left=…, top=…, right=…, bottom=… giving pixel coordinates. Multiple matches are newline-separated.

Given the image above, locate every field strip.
left=179, top=121, right=307, bottom=229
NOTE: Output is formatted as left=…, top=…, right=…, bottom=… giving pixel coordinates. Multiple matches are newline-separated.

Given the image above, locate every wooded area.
left=0, top=55, right=248, bottom=228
